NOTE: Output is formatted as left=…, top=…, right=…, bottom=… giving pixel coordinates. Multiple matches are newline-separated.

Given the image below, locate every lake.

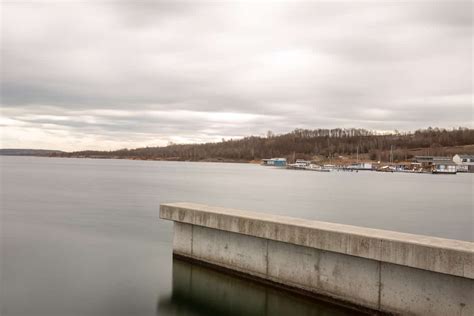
left=1, top=156, right=472, bottom=315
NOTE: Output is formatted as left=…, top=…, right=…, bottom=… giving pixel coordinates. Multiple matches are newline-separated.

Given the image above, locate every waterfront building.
left=453, top=154, right=474, bottom=173
left=347, top=162, right=373, bottom=170
left=413, top=156, right=452, bottom=168
left=261, top=158, right=287, bottom=167
left=432, top=161, right=457, bottom=174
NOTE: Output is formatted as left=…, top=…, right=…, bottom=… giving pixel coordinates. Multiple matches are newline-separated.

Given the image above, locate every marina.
left=261, top=154, right=474, bottom=175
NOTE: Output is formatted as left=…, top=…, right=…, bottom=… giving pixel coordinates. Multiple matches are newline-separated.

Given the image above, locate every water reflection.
left=157, top=258, right=366, bottom=316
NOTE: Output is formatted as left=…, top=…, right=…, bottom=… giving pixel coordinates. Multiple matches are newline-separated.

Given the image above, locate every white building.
left=347, top=162, right=373, bottom=170
left=453, top=154, right=474, bottom=173
left=432, top=161, right=457, bottom=174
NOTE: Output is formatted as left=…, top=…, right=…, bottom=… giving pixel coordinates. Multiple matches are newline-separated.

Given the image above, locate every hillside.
left=0, top=149, right=65, bottom=156
left=54, top=127, right=474, bottom=163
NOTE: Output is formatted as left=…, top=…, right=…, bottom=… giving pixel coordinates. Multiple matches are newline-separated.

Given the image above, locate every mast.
left=390, top=145, right=393, bottom=164
left=356, top=144, right=359, bottom=163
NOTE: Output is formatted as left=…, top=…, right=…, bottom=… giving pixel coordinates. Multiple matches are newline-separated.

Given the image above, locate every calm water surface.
left=1, top=157, right=472, bottom=315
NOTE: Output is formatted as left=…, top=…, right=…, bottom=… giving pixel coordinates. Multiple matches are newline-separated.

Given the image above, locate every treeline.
left=55, top=127, right=474, bottom=163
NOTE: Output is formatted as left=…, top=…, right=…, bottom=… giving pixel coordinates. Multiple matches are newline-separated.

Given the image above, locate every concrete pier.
left=160, top=202, right=474, bottom=315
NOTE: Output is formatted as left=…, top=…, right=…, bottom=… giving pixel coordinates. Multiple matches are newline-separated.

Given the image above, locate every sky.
left=1, top=0, right=472, bottom=151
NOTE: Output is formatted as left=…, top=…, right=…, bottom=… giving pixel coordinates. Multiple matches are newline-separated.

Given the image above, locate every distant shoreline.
left=3, top=127, right=474, bottom=165
left=0, top=154, right=256, bottom=164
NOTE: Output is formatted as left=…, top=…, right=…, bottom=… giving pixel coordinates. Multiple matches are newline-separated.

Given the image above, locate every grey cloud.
left=1, top=1, right=472, bottom=150
left=410, top=1, right=473, bottom=27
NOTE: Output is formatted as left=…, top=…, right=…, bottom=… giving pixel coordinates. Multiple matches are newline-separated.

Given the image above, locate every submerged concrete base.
left=161, top=203, right=474, bottom=316
left=171, top=254, right=371, bottom=315
left=165, top=255, right=368, bottom=315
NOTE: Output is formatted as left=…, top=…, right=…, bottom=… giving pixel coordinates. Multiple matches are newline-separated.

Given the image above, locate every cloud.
left=1, top=0, right=472, bottom=150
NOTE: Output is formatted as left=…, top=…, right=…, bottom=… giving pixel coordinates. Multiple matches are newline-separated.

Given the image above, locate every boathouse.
left=413, top=156, right=452, bottom=168
left=262, top=158, right=287, bottom=167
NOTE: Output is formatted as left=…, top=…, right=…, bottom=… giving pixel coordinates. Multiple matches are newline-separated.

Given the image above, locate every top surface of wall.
left=160, top=202, right=473, bottom=279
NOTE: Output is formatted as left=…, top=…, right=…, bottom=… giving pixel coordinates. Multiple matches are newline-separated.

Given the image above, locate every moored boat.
left=287, top=159, right=311, bottom=169
left=305, top=164, right=331, bottom=172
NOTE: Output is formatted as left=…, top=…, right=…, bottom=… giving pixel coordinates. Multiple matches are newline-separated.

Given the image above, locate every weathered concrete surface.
left=173, top=220, right=193, bottom=255
left=192, top=224, right=268, bottom=277
left=380, top=262, right=473, bottom=315
left=160, top=202, right=473, bottom=278
left=160, top=203, right=474, bottom=315
left=267, top=240, right=380, bottom=309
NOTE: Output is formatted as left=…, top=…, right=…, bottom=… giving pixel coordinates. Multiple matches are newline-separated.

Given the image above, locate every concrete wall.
left=160, top=202, right=474, bottom=315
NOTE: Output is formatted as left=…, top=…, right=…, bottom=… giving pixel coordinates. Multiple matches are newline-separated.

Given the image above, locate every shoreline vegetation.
left=3, top=127, right=474, bottom=165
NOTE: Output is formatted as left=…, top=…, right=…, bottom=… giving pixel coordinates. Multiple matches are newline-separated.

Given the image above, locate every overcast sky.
left=1, top=1, right=472, bottom=151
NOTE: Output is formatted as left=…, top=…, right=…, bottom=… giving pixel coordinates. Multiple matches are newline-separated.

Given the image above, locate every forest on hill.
left=55, top=127, right=474, bottom=163
left=0, top=149, right=65, bottom=156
